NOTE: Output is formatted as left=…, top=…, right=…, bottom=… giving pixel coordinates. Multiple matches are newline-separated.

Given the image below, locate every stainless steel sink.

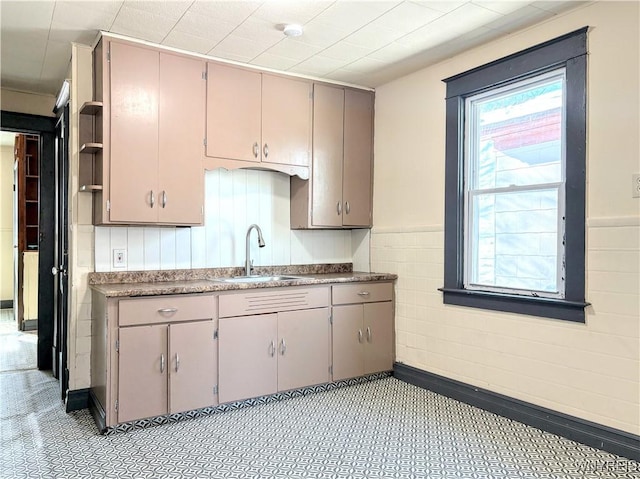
left=216, top=275, right=304, bottom=284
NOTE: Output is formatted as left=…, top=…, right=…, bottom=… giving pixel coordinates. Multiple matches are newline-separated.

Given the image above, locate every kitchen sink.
left=215, top=275, right=304, bottom=283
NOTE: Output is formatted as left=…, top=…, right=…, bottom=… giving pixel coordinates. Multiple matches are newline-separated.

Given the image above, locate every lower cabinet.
left=331, top=283, right=394, bottom=381
left=90, top=292, right=217, bottom=428
left=217, top=287, right=330, bottom=404
left=90, top=282, right=393, bottom=430
left=118, top=320, right=217, bottom=423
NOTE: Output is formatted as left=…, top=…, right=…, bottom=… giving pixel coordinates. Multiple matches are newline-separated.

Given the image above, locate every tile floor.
left=1, top=368, right=638, bottom=478
left=0, top=309, right=37, bottom=372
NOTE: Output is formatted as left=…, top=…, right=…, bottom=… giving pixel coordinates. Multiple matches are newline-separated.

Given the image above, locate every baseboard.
left=65, top=388, right=90, bottom=413
left=22, top=319, right=37, bottom=331
left=0, top=300, right=13, bottom=309
left=394, top=363, right=639, bottom=461
left=89, top=390, right=107, bottom=434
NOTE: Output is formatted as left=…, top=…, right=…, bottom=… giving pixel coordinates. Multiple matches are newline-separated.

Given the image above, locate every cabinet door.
left=331, top=304, right=364, bottom=381
left=118, top=324, right=167, bottom=423
left=312, top=84, right=344, bottom=227
left=109, top=42, right=159, bottom=223
left=206, top=63, right=261, bottom=162
left=169, top=320, right=217, bottom=414
left=343, top=89, right=373, bottom=227
left=262, top=74, right=311, bottom=167
left=158, top=53, right=205, bottom=225
left=363, top=302, right=394, bottom=374
left=277, top=308, right=330, bottom=391
left=218, top=314, right=277, bottom=403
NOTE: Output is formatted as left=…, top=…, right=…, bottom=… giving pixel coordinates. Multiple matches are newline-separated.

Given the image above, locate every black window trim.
left=440, top=27, right=590, bottom=323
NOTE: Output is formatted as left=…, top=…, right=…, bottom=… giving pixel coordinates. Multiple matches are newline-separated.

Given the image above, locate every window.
left=441, top=28, right=589, bottom=322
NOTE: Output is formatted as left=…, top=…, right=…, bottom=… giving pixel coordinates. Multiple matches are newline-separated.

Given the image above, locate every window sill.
left=439, top=287, right=589, bottom=323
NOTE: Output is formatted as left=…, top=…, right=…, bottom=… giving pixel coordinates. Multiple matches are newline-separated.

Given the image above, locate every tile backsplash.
left=95, top=169, right=368, bottom=272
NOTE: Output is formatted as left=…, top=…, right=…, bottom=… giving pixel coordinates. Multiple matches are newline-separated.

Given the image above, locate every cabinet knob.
left=253, top=142, right=259, bottom=158
left=161, top=190, right=167, bottom=208
left=269, top=340, right=276, bottom=357
left=366, top=326, right=372, bottom=343
left=345, top=201, right=350, bottom=215
left=175, top=353, right=180, bottom=372
left=160, top=353, right=165, bottom=373
left=358, top=329, right=363, bottom=343
left=280, top=338, right=286, bottom=356
left=263, top=143, right=269, bottom=158
left=150, top=190, right=155, bottom=208
left=357, top=291, right=370, bottom=297
left=158, top=308, right=178, bottom=314
left=337, top=201, right=342, bottom=216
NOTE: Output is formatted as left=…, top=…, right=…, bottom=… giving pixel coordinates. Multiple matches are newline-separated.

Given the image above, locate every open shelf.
left=80, top=184, right=103, bottom=192
left=80, top=142, right=103, bottom=154
left=79, top=101, right=104, bottom=194
left=80, top=101, right=103, bottom=115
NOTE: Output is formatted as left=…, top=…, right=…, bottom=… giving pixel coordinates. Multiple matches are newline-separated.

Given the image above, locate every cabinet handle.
left=345, top=201, right=350, bottom=215
left=175, top=353, right=180, bottom=372
left=161, top=190, right=167, bottom=208
left=150, top=190, right=155, bottom=208
left=269, top=340, right=275, bottom=357
left=337, top=201, right=342, bottom=215
left=357, top=291, right=370, bottom=297
left=280, top=338, right=286, bottom=356
left=263, top=143, right=269, bottom=158
left=358, top=329, right=363, bottom=343
left=253, top=142, right=259, bottom=158
left=158, top=308, right=178, bottom=314
left=160, top=353, right=165, bottom=373
left=366, top=327, right=372, bottom=343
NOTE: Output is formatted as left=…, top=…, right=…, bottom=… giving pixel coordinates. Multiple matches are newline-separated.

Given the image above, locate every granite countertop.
left=88, top=264, right=397, bottom=298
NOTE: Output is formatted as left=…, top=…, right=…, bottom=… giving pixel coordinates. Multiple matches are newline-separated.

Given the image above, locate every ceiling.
left=0, top=1, right=583, bottom=97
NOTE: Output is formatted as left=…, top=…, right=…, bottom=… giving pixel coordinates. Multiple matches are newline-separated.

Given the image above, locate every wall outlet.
left=633, top=173, right=640, bottom=198
left=113, top=249, right=127, bottom=268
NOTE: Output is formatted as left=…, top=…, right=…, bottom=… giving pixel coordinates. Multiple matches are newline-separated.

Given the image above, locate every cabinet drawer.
left=219, top=287, right=329, bottom=318
left=119, top=294, right=216, bottom=326
left=332, top=282, right=393, bottom=305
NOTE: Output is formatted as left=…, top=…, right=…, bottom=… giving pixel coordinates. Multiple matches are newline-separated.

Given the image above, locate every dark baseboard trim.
left=22, top=319, right=37, bottom=331
left=89, top=390, right=107, bottom=433
left=394, top=363, right=639, bottom=461
left=66, top=388, right=90, bottom=413
left=0, top=300, right=13, bottom=309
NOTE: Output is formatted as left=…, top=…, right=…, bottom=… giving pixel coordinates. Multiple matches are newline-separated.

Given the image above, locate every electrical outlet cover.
left=113, top=249, right=127, bottom=268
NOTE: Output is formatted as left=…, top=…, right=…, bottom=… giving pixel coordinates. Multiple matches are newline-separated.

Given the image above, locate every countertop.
left=88, top=264, right=397, bottom=298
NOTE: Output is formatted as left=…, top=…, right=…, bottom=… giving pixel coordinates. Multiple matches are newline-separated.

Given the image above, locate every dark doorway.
left=1, top=110, right=56, bottom=371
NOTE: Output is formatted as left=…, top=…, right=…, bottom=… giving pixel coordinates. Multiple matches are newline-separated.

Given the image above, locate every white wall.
left=94, top=169, right=354, bottom=272
left=373, top=1, right=639, bottom=435
left=0, top=145, right=15, bottom=302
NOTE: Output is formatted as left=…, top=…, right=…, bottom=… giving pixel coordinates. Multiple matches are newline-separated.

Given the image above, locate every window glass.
left=464, top=71, right=565, bottom=297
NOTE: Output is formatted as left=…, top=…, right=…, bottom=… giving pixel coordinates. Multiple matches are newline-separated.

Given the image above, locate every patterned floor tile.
left=1, top=370, right=639, bottom=478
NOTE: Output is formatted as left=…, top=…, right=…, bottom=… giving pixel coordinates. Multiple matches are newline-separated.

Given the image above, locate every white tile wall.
left=95, top=169, right=356, bottom=272
left=371, top=223, right=640, bottom=435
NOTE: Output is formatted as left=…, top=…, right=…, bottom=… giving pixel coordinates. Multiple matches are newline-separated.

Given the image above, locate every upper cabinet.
left=205, top=62, right=311, bottom=179
left=291, top=84, right=374, bottom=229
left=82, top=39, right=205, bottom=226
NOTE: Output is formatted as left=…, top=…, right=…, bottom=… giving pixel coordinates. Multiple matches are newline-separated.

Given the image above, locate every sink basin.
left=216, top=275, right=304, bottom=284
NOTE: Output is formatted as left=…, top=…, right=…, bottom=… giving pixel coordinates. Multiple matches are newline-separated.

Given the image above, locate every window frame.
left=440, top=27, right=589, bottom=323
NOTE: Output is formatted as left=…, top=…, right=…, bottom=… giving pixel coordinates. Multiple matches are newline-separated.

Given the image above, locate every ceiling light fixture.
left=283, top=24, right=303, bottom=38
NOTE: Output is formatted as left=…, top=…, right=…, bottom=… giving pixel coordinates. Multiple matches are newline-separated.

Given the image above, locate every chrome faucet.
left=245, top=224, right=265, bottom=276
